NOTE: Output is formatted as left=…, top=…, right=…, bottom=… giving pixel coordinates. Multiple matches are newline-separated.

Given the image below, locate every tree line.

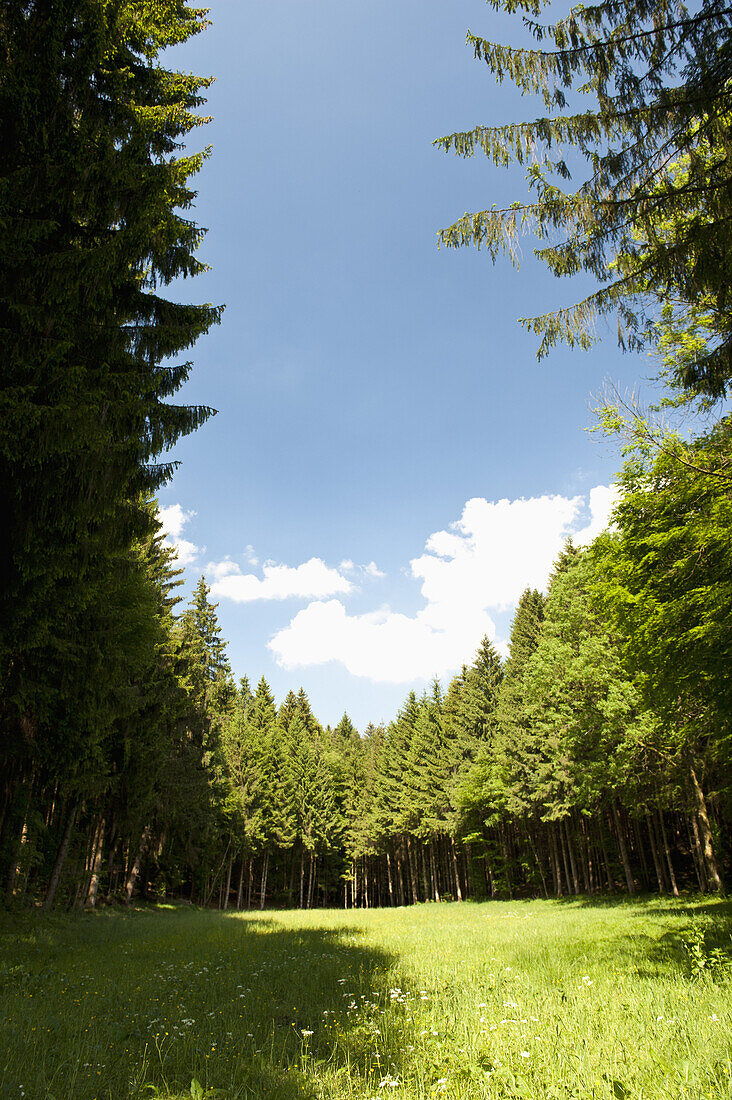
left=2, top=414, right=728, bottom=908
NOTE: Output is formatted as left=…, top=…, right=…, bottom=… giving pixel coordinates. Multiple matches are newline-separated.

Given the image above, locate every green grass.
left=1, top=898, right=730, bottom=1099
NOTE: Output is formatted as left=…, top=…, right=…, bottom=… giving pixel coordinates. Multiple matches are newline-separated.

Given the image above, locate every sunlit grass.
left=1, top=897, right=730, bottom=1098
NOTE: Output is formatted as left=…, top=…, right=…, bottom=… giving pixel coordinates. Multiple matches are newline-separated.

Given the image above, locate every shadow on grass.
left=543, top=891, right=730, bottom=911
left=571, top=894, right=731, bottom=978
left=0, top=907, right=401, bottom=1100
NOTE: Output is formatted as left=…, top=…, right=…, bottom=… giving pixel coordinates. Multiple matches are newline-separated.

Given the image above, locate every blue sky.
left=158, top=0, right=656, bottom=729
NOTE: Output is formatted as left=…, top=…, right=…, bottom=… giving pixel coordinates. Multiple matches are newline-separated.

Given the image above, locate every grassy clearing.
left=1, top=898, right=730, bottom=1099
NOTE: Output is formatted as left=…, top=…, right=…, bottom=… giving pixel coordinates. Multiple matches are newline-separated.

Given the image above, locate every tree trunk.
left=689, top=812, right=708, bottom=892
left=259, top=849, right=269, bottom=910
left=419, top=844, right=429, bottom=901
left=236, top=859, right=245, bottom=909
left=105, top=833, right=120, bottom=901
left=689, top=764, right=725, bottom=893
left=43, top=804, right=78, bottom=910
left=299, top=849, right=306, bottom=908
left=632, top=817, right=651, bottom=890
left=3, top=776, right=35, bottom=902
left=386, top=849, right=395, bottom=905
left=550, top=825, right=562, bottom=897
left=450, top=838, right=463, bottom=901
left=15, top=816, right=33, bottom=902
left=528, top=829, right=548, bottom=898
left=501, top=825, right=514, bottom=898
left=125, top=824, right=152, bottom=904
left=559, top=820, right=573, bottom=895
left=657, top=811, right=679, bottom=897
left=564, top=819, right=580, bottom=893
left=223, top=854, right=233, bottom=910
left=427, top=842, right=437, bottom=901
left=578, top=819, right=591, bottom=893
left=406, top=836, right=419, bottom=904
left=86, top=818, right=105, bottom=908
left=462, top=844, right=473, bottom=899
left=645, top=811, right=666, bottom=892
left=611, top=804, right=635, bottom=895
left=307, top=853, right=316, bottom=908
left=599, top=826, right=614, bottom=892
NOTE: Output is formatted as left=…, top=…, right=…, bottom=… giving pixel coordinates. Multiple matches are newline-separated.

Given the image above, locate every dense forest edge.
left=2, top=0, right=731, bottom=916
left=2, top=415, right=730, bottom=910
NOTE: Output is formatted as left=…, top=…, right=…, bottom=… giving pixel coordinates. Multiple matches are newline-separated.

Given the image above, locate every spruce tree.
left=436, top=0, right=732, bottom=397
left=1, top=2, right=220, bottom=791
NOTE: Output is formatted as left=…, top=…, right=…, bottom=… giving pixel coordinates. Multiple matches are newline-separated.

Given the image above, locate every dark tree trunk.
left=657, top=811, right=679, bottom=897
left=223, top=854, right=233, bottom=910
left=451, top=837, right=463, bottom=901
left=43, top=804, right=78, bottom=910
left=565, top=819, right=580, bottom=893
left=259, top=849, right=269, bottom=910
left=236, top=859, right=245, bottom=909
left=646, top=811, right=666, bottom=892
left=611, top=805, right=635, bottom=895
left=406, top=836, right=418, bottom=904
left=689, top=813, right=708, bottom=892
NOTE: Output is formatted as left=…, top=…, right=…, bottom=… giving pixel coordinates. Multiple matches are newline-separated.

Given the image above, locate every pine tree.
left=248, top=677, right=278, bottom=734
left=404, top=684, right=448, bottom=838
left=436, top=0, right=732, bottom=397
left=1, top=2, right=220, bottom=875
left=176, top=578, right=235, bottom=747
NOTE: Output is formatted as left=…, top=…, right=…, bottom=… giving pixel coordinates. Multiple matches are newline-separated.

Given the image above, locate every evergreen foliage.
left=0, top=1, right=220, bottom=907
left=436, top=0, right=732, bottom=397
left=3, top=486, right=729, bottom=907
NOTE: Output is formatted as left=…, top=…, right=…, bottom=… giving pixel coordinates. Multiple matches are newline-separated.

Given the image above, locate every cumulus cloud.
left=158, top=504, right=200, bottom=567
left=271, top=599, right=493, bottom=683
left=208, top=556, right=353, bottom=603
left=269, top=486, right=617, bottom=683
left=574, top=484, right=620, bottom=546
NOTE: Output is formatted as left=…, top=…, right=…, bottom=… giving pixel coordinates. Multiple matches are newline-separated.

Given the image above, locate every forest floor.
left=1, top=897, right=730, bottom=1100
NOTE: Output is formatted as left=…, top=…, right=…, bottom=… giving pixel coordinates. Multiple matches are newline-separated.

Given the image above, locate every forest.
left=1, top=0, right=730, bottom=918
left=2, top=412, right=730, bottom=910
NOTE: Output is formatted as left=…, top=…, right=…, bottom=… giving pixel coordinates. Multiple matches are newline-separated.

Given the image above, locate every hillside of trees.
left=2, top=416, right=728, bottom=910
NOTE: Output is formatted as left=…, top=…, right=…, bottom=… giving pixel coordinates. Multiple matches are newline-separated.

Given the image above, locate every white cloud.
left=208, top=556, right=353, bottom=603
left=574, top=484, right=620, bottom=546
left=158, top=504, right=200, bottom=567
left=340, top=558, right=384, bottom=578
left=270, top=599, right=493, bottom=683
left=269, top=486, right=617, bottom=683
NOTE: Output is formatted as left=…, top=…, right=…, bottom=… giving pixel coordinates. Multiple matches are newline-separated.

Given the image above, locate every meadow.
left=1, top=898, right=730, bottom=1100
